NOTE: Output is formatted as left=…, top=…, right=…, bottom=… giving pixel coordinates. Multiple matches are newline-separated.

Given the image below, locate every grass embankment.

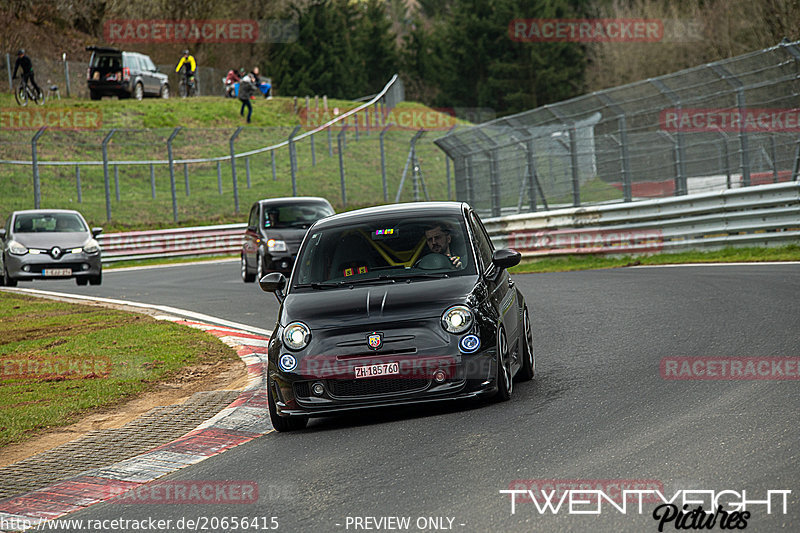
left=0, top=292, right=238, bottom=448
left=0, top=95, right=465, bottom=231
left=509, top=245, right=800, bottom=273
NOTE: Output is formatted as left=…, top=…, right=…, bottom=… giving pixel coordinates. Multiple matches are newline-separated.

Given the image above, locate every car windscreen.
left=14, top=213, right=87, bottom=233
left=262, top=203, right=334, bottom=230
left=292, top=214, right=476, bottom=288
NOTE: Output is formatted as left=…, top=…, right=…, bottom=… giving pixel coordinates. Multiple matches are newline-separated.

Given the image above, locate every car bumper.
left=4, top=253, right=101, bottom=280
left=269, top=349, right=499, bottom=418
left=264, top=253, right=296, bottom=275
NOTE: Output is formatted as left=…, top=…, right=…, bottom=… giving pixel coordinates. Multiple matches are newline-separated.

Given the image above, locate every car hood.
left=10, top=233, right=91, bottom=249
left=264, top=227, right=309, bottom=244
left=282, top=275, right=478, bottom=329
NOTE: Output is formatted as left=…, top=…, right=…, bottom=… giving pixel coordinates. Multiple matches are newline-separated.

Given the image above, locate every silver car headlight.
left=83, top=239, right=100, bottom=254
left=283, top=322, right=311, bottom=350
left=8, top=240, right=28, bottom=255
left=267, top=239, right=287, bottom=252
left=441, top=305, right=473, bottom=334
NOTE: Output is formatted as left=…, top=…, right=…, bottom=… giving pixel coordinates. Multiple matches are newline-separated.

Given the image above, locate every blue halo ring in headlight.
left=278, top=353, right=298, bottom=372
left=459, top=334, right=481, bottom=353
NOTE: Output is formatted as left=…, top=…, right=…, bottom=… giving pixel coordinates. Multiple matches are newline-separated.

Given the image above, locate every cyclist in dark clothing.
left=12, top=49, right=42, bottom=96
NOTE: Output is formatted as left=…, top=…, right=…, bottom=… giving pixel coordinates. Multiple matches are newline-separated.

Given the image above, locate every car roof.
left=11, top=209, right=86, bottom=216
left=256, top=197, right=332, bottom=207
left=313, top=202, right=468, bottom=229
left=86, top=46, right=122, bottom=54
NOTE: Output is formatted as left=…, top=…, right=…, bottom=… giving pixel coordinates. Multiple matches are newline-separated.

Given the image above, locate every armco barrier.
left=97, top=183, right=799, bottom=263
left=483, top=182, right=800, bottom=256
left=98, top=223, right=246, bottom=263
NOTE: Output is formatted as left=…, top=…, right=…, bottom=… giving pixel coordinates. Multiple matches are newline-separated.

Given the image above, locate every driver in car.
left=424, top=223, right=462, bottom=268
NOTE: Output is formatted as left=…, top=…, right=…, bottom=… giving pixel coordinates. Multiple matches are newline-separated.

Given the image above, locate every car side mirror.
left=92, top=227, right=103, bottom=237
left=259, top=272, right=286, bottom=302
left=491, top=249, right=521, bottom=270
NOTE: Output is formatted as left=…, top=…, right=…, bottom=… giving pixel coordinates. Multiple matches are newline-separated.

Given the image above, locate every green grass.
left=509, top=245, right=800, bottom=273
left=0, top=291, right=238, bottom=447
left=0, top=95, right=462, bottom=232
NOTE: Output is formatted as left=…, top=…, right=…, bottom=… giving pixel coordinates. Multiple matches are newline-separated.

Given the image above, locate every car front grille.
left=328, top=378, right=428, bottom=397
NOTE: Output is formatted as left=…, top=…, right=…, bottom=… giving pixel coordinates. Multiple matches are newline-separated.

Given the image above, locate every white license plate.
left=354, top=362, right=400, bottom=379
left=43, top=268, right=72, bottom=276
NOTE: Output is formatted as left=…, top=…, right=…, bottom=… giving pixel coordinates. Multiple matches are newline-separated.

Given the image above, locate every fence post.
left=63, top=56, right=71, bottom=98
left=567, top=126, right=581, bottom=207
left=217, top=161, right=223, bottom=194
left=770, top=135, right=779, bottom=183
left=6, top=53, right=11, bottom=90
left=167, top=127, right=182, bottom=223
left=246, top=157, right=251, bottom=189
left=150, top=163, right=155, bottom=198
left=30, top=127, right=46, bottom=209
left=229, top=126, right=244, bottom=214
left=183, top=163, right=189, bottom=196
left=354, top=112, right=359, bottom=141
left=271, top=150, right=277, bottom=181
left=310, top=132, right=316, bottom=166
left=327, top=128, right=333, bottom=157
left=338, top=125, right=349, bottom=207
left=114, top=165, right=120, bottom=202
left=288, top=125, right=302, bottom=196
left=101, top=129, right=116, bottom=221
left=380, top=125, right=391, bottom=202
left=792, top=135, right=800, bottom=181
left=75, top=166, right=82, bottom=203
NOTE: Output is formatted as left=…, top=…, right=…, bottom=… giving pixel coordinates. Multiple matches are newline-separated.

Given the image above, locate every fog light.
left=433, top=369, right=447, bottom=383
left=22, top=265, right=30, bottom=272
left=312, top=382, right=325, bottom=396
left=281, top=261, right=288, bottom=269
left=82, top=263, right=90, bottom=271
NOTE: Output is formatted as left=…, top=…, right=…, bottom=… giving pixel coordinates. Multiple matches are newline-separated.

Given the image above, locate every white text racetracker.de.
left=499, top=489, right=792, bottom=515
left=339, top=516, right=462, bottom=530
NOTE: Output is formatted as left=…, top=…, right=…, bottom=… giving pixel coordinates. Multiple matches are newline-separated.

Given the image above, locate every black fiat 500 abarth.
left=259, top=202, right=534, bottom=431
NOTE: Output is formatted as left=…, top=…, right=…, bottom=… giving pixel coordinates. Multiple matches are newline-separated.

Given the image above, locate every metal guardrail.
left=99, top=223, right=245, bottom=263
left=98, top=183, right=799, bottom=264
left=483, top=182, right=800, bottom=256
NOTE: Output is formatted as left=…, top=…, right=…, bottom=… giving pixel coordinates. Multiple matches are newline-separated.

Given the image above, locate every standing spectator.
left=238, top=74, right=256, bottom=123
left=12, top=49, right=42, bottom=97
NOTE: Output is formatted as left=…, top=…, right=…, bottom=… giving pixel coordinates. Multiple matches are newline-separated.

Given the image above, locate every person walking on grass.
left=238, top=74, right=257, bottom=123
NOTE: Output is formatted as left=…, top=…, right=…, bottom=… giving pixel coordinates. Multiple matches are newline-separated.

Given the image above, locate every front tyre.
left=3, top=267, right=17, bottom=287
left=89, top=272, right=102, bottom=286
left=15, top=86, right=27, bottom=106
left=134, top=82, right=144, bottom=101
left=517, top=307, right=535, bottom=381
left=160, top=84, right=169, bottom=99
left=241, top=254, right=255, bottom=283
left=34, top=87, right=45, bottom=105
left=493, top=327, right=512, bottom=401
left=268, top=375, right=308, bottom=432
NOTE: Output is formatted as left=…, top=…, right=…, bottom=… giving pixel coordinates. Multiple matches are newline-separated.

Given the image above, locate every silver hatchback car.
left=0, top=210, right=103, bottom=286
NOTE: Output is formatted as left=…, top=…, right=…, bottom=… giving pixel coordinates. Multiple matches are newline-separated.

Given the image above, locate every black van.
left=86, top=46, right=169, bottom=100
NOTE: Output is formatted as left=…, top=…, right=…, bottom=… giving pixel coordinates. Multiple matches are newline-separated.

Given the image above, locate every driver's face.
left=425, top=227, right=450, bottom=254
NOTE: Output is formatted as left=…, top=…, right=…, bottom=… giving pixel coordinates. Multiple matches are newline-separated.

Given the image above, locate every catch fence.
left=435, top=41, right=800, bottom=218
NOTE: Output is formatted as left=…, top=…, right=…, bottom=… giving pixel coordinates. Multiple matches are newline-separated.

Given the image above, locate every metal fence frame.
left=434, top=41, right=800, bottom=218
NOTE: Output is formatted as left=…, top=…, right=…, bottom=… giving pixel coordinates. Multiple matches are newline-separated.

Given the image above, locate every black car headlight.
left=283, top=321, right=311, bottom=350
left=441, top=305, right=473, bottom=334
left=8, top=240, right=28, bottom=256
left=267, top=239, right=287, bottom=253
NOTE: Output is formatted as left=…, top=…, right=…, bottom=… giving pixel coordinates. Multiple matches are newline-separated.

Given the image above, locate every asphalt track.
left=21, top=261, right=800, bottom=532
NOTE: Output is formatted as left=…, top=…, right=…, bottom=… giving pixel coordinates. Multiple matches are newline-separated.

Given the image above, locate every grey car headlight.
left=283, top=322, right=311, bottom=350
left=83, top=239, right=100, bottom=254
left=8, top=240, right=28, bottom=255
left=441, top=305, right=473, bottom=334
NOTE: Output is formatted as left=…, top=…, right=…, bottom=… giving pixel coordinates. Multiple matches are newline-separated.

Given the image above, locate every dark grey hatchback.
left=0, top=210, right=103, bottom=287
left=241, top=197, right=335, bottom=283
